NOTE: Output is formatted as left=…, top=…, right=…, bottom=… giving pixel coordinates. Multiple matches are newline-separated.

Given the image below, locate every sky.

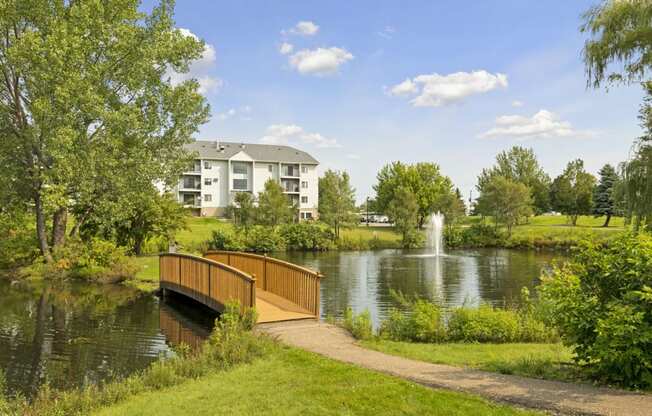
left=144, top=0, right=644, bottom=203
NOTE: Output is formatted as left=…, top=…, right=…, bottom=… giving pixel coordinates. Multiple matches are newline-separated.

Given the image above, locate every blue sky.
left=149, top=0, right=644, bottom=203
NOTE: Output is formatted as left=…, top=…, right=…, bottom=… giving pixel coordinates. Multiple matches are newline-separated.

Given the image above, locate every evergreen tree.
left=593, top=164, right=619, bottom=227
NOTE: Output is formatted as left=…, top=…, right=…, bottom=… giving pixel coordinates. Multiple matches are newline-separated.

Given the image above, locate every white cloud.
left=377, top=26, right=396, bottom=39
left=288, top=47, right=354, bottom=76
left=479, top=110, right=597, bottom=140
left=284, top=21, right=319, bottom=36
left=279, top=42, right=294, bottom=55
left=260, top=123, right=341, bottom=148
left=388, top=70, right=508, bottom=107
left=168, top=28, right=222, bottom=94
left=511, top=100, right=524, bottom=107
left=217, top=106, right=252, bottom=121
left=217, top=108, right=236, bottom=121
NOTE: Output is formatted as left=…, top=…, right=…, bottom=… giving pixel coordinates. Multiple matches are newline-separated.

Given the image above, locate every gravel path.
left=258, top=320, right=652, bottom=416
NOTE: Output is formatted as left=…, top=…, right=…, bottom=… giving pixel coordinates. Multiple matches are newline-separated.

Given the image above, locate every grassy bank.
left=94, top=345, right=537, bottom=416
left=361, top=340, right=583, bottom=384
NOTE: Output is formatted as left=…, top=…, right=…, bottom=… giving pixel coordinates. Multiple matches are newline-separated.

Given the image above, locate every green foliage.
left=374, top=162, right=457, bottom=228
left=539, top=233, right=652, bottom=387
left=386, top=186, right=422, bottom=248
left=476, top=176, right=533, bottom=236
left=550, top=159, right=597, bottom=226
left=257, top=180, right=295, bottom=226
left=207, top=229, right=246, bottom=252
left=445, top=223, right=507, bottom=248
left=279, top=223, right=334, bottom=251
left=343, top=308, right=373, bottom=340
left=0, top=211, right=38, bottom=269
left=318, top=170, right=358, bottom=238
left=582, top=0, right=652, bottom=87
left=379, top=292, right=446, bottom=343
left=592, top=164, right=620, bottom=226
left=0, top=0, right=209, bottom=261
left=477, top=146, right=551, bottom=214
left=227, top=192, right=257, bottom=229
left=447, top=306, right=521, bottom=343
left=244, top=226, right=285, bottom=253
left=21, top=238, right=138, bottom=283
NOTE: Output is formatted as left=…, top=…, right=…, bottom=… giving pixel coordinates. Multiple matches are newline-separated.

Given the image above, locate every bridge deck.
left=256, top=290, right=316, bottom=323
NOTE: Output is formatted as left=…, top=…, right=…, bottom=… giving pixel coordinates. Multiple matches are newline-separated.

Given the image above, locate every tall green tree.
left=318, top=170, right=357, bottom=238
left=227, top=192, right=257, bottom=229
left=550, top=160, right=597, bottom=226
left=476, top=176, right=533, bottom=236
left=257, top=179, right=295, bottom=226
left=0, top=0, right=209, bottom=262
left=593, top=164, right=620, bottom=227
left=386, top=186, right=421, bottom=248
left=478, top=146, right=551, bottom=214
left=374, top=162, right=456, bottom=228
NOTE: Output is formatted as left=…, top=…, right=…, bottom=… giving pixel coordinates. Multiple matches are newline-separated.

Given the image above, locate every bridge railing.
left=159, top=253, right=256, bottom=314
left=204, top=251, right=322, bottom=316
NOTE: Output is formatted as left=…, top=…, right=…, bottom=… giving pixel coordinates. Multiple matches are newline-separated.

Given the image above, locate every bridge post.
left=263, top=254, right=268, bottom=291
left=251, top=273, right=257, bottom=309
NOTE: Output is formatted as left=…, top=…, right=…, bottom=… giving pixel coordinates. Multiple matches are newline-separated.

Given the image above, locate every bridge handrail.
left=160, top=252, right=257, bottom=283
left=204, top=250, right=322, bottom=278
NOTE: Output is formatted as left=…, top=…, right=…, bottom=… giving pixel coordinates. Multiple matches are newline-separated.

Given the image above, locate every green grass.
left=361, top=340, right=585, bottom=383
left=175, top=217, right=232, bottom=252
left=94, top=346, right=538, bottom=416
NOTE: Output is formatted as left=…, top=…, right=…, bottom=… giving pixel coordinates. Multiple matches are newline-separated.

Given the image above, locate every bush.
left=0, top=211, right=38, bottom=269
left=207, top=229, right=245, bottom=251
left=343, top=308, right=373, bottom=340
left=448, top=305, right=520, bottom=343
left=244, top=226, right=284, bottom=252
left=379, top=292, right=446, bottom=343
left=446, top=223, right=508, bottom=249
left=279, top=223, right=334, bottom=251
left=539, top=233, right=652, bottom=388
left=20, top=238, right=137, bottom=283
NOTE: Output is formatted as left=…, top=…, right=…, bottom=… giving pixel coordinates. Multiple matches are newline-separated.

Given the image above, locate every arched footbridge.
left=159, top=251, right=323, bottom=323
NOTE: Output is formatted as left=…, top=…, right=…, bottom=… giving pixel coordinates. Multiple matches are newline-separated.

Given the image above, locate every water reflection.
left=0, top=280, right=212, bottom=398
left=278, top=248, right=564, bottom=326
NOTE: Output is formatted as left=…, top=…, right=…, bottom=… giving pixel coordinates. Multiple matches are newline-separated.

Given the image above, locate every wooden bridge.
left=159, top=251, right=323, bottom=323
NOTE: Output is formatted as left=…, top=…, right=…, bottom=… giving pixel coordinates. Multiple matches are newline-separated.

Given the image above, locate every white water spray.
left=426, top=212, right=445, bottom=256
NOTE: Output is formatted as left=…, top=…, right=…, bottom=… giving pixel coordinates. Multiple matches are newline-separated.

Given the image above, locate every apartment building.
left=177, top=140, right=319, bottom=220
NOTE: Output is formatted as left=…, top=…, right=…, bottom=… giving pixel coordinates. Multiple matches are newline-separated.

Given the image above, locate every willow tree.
left=0, top=0, right=209, bottom=261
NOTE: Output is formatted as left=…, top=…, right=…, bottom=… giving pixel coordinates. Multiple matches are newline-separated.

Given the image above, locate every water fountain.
left=425, top=212, right=445, bottom=256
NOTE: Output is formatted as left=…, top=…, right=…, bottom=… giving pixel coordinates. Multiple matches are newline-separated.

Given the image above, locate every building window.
left=301, top=166, right=308, bottom=174
left=204, top=161, right=211, bottom=169
left=301, top=196, right=308, bottom=204
left=301, top=181, right=308, bottom=189
left=305, top=212, right=313, bottom=219
left=233, top=179, right=248, bottom=190
left=232, top=163, right=247, bottom=174
left=268, top=164, right=273, bottom=173
left=204, top=194, right=212, bottom=202
left=204, top=178, right=212, bottom=186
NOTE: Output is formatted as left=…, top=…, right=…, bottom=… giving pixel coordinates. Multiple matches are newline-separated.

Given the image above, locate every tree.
left=257, top=179, right=295, bottom=226
left=478, top=146, right=551, bottom=214
left=227, top=192, right=257, bottom=229
left=318, top=170, right=357, bottom=238
left=550, top=160, right=597, bottom=226
left=386, top=187, right=420, bottom=248
left=593, top=164, right=619, bottom=227
left=374, top=162, right=456, bottom=228
left=622, top=141, right=652, bottom=232
left=582, top=0, right=652, bottom=88
left=475, top=176, right=533, bottom=236
left=0, top=1, right=209, bottom=262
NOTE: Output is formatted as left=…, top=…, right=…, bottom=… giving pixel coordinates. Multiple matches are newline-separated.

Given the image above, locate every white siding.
left=299, top=164, right=318, bottom=210
left=200, top=160, right=228, bottom=208
left=253, top=162, right=278, bottom=195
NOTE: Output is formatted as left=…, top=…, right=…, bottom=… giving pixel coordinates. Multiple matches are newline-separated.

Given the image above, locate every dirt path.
left=258, top=320, right=652, bottom=416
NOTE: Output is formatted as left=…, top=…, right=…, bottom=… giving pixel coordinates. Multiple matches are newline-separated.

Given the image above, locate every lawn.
left=94, top=346, right=539, bottom=416
left=361, top=340, right=584, bottom=384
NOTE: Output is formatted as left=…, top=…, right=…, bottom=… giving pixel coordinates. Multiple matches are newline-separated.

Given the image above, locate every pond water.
left=0, top=248, right=564, bottom=399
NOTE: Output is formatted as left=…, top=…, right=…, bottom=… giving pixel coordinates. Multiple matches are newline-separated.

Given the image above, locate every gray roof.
left=185, top=140, right=319, bottom=165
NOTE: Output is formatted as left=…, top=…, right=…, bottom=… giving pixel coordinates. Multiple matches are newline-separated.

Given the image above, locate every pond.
left=0, top=248, right=564, bottom=399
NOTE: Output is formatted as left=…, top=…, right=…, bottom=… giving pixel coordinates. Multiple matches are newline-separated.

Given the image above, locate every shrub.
left=207, top=229, right=245, bottom=251
left=279, top=223, right=334, bottom=251
left=343, top=307, right=373, bottom=340
left=0, top=211, right=38, bottom=269
left=448, top=305, right=520, bottom=343
left=446, top=223, right=508, bottom=248
left=379, top=292, right=446, bottom=343
left=244, top=226, right=284, bottom=252
left=539, top=233, right=652, bottom=388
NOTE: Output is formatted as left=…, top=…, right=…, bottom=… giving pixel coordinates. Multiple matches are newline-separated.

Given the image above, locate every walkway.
left=258, top=320, right=652, bottom=416
left=256, top=290, right=315, bottom=323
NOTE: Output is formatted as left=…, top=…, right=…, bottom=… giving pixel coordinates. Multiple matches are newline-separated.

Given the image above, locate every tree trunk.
left=34, top=193, right=53, bottom=262
left=51, top=207, right=68, bottom=248
left=571, top=215, right=578, bottom=226
left=602, top=214, right=612, bottom=228
left=133, top=236, right=144, bottom=256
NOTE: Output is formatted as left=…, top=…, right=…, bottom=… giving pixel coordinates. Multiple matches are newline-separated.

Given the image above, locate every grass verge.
left=360, top=340, right=586, bottom=383
left=94, top=345, right=539, bottom=416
